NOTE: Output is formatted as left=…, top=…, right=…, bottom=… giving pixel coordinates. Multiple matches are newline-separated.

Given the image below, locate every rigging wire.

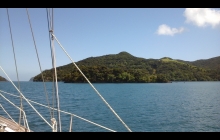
left=0, top=96, right=30, bottom=132
left=1, top=8, right=131, bottom=132
left=6, top=8, right=24, bottom=129
left=46, top=8, right=56, bottom=119
left=25, top=8, right=52, bottom=121
left=0, top=104, right=18, bottom=127
left=0, top=66, right=53, bottom=129
left=0, top=90, right=116, bottom=132
left=52, top=34, right=132, bottom=132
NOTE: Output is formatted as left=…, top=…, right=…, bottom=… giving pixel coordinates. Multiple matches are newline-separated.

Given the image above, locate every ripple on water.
left=0, top=82, right=220, bottom=132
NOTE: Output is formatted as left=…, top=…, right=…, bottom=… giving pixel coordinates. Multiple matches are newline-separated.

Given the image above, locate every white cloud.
left=184, top=8, right=220, bottom=28
left=156, top=24, right=185, bottom=36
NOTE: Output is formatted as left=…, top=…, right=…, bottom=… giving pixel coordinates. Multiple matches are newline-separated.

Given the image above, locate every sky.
left=0, top=8, right=220, bottom=81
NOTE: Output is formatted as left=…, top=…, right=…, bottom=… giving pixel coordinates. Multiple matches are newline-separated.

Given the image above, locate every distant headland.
left=0, top=76, right=7, bottom=81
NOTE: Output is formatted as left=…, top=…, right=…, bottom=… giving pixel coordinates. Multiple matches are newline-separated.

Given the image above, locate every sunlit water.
left=0, top=81, right=220, bottom=132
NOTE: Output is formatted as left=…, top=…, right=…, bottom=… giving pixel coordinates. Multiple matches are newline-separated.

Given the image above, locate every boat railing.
left=0, top=92, right=30, bottom=132
left=0, top=90, right=116, bottom=132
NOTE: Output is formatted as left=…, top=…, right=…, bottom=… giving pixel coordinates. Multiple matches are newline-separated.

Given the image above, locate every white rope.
left=0, top=94, right=30, bottom=132
left=6, top=8, right=24, bottom=128
left=25, top=97, right=116, bottom=132
left=0, top=90, right=116, bottom=132
left=0, top=66, right=53, bottom=129
left=0, top=90, right=22, bottom=98
left=51, top=34, right=132, bottom=132
left=0, top=91, right=50, bottom=99
left=58, top=109, right=116, bottom=132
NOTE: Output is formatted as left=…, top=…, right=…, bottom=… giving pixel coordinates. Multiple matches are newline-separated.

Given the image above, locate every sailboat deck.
left=0, top=116, right=29, bottom=132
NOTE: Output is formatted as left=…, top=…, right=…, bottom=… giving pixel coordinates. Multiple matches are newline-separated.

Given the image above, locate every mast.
left=49, top=8, right=62, bottom=132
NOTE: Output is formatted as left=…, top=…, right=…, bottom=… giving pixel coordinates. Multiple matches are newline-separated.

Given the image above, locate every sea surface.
left=0, top=81, right=220, bottom=132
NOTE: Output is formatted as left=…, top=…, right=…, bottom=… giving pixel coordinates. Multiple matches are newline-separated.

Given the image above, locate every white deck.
left=0, top=115, right=30, bottom=132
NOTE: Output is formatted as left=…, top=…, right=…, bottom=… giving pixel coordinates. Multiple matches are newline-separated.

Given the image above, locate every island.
left=32, top=51, right=220, bottom=83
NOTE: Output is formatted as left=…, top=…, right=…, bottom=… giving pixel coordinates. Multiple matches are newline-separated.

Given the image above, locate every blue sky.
left=0, top=8, right=220, bottom=81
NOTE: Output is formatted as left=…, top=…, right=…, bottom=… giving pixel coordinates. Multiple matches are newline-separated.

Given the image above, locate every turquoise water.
left=0, top=81, right=220, bottom=132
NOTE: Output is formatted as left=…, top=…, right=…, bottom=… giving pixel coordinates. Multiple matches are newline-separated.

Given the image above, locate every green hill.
left=33, top=52, right=220, bottom=83
left=190, top=56, right=220, bottom=70
left=0, top=76, right=7, bottom=81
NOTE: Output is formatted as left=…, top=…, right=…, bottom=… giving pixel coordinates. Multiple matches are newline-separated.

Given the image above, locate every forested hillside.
left=33, top=52, right=220, bottom=83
